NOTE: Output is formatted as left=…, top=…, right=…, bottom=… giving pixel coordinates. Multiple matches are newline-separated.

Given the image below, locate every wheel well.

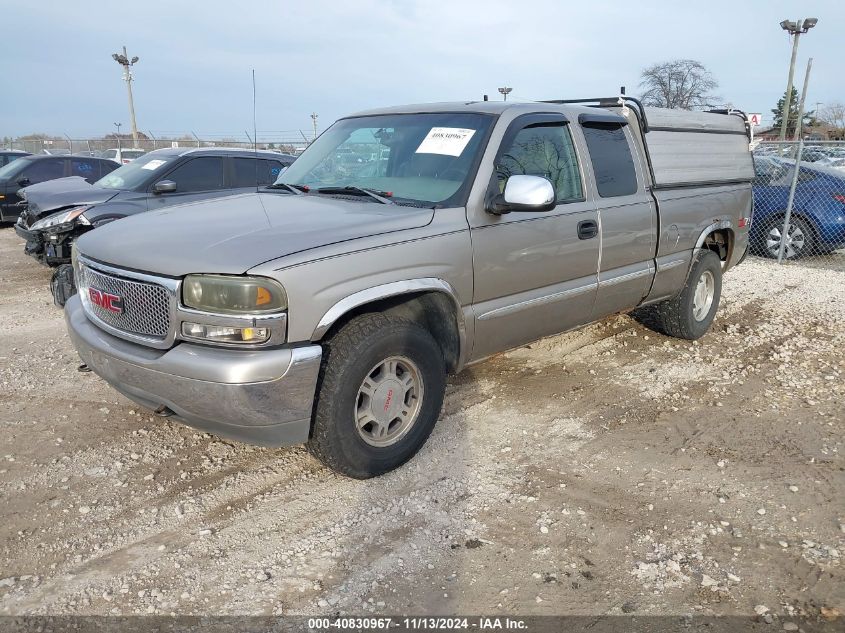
left=702, top=228, right=733, bottom=261
left=319, top=291, right=461, bottom=373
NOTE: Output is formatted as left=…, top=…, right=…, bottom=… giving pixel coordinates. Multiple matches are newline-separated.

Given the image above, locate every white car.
left=815, top=156, right=845, bottom=172
left=102, top=148, right=146, bottom=164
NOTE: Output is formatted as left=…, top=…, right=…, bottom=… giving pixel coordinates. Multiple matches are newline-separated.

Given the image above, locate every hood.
left=77, top=192, right=435, bottom=276
left=22, top=177, right=119, bottom=219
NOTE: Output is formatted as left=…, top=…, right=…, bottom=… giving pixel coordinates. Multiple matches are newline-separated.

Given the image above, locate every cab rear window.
left=581, top=123, right=638, bottom=197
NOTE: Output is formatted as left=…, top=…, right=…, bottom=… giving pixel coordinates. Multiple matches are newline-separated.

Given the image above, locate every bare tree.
left=819, top=102, right=845, bottom=131
left=639, top=59, right=719, bottom=110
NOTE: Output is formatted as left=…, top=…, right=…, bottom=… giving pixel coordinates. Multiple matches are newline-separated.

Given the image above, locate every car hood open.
left=76, top=191, right=435, bottom=276
left=22, top=177, right=119, bottom=220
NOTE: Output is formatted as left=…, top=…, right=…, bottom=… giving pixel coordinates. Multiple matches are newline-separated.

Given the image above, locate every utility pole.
left=497, top=86, right=512, bottom=101
left=777, top=18, right=818, bottom=141
left=112, top=46, right=140, bottom=146
left=310, top=113, right=319, bottom=141
left=113, top=122, right=122, bottom=149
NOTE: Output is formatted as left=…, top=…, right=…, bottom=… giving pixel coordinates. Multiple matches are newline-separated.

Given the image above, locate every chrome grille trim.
left=76, top=255, right=180, bottom=349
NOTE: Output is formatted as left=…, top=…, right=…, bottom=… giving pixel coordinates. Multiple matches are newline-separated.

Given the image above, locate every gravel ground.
left=0, top=225, right=842, bottom=619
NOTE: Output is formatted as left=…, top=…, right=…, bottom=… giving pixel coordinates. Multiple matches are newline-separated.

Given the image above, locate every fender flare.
left=311, top=278, right=468, bottom=367
left=693, top=220, right=735, bottom=272
left=694, top=220, right=733, bottom=250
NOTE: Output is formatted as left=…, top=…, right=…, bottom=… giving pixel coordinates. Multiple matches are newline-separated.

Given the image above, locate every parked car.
left=814, top=156, right=845, bottom=172
left=102, top=148, right=146, bottom=164
left=41, top=148, right=71, bottom=156
left=0, top=150, right=31, bottom=167
left=15, top=147, right=295, bottom=279
left=62, top=99, right=753, bottom=478
left=751, top=156, right=845, bottom=258
left=0, top=154, right=119, bottom=222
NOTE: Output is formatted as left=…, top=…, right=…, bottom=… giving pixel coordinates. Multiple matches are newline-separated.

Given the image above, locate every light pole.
left=498, top=86, right=512, bottom=101
left=111, top=46, right=140, bottom=146
left=813, top=101, right=823, bottom=131
left=310, top=113, right=318, bottom=141
left=777, top=18, right=817, bottom=141
left=113, top=122, right=122, bottom=149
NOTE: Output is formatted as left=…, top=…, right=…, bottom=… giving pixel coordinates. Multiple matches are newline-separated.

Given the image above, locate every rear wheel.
left=759, top=215, right=815, bottom=259
left=308, top=313, right=446, bottom=479
left=634, top=250, right=722, bottom=340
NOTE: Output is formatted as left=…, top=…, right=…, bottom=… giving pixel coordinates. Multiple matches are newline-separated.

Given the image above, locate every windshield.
left=95, top=152, right=173, bottom=190
left=275, top=112, right=494, bottom=206
left=0, top=156, right=31, bottom=180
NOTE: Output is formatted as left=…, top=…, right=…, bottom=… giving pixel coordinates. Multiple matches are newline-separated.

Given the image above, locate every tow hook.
left=154, top=405, right=174, bottom=418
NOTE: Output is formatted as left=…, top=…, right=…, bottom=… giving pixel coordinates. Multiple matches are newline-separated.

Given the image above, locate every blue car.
left=751, top=156, right=845, bottom=259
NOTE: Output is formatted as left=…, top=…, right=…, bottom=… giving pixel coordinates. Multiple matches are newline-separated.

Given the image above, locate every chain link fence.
left=2, top=136, right=310, bottom=156
left=751, top=140, right=845, bottom=270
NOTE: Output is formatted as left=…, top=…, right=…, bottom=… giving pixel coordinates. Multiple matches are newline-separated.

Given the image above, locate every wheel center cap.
left=372, top=379, right=403, bottom=422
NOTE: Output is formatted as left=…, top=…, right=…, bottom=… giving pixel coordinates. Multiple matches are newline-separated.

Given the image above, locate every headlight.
left=182, top=274, right=287, bottom=314
left=30, top=206, right=92, bottom=231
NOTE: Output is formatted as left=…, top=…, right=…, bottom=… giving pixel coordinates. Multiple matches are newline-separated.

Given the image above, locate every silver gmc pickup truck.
left=65, top=97, right=754, bottom=478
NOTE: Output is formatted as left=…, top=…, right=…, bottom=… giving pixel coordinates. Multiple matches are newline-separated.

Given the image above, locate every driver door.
left=469, top=114, right=599, bottom=361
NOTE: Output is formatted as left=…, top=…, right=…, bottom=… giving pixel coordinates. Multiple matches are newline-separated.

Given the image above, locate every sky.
left=2, top=0, right=842, bottom=141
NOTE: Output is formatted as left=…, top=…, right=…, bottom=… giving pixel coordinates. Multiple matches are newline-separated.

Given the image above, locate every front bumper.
left=15, top=217, right=72, bottom=265
left=65, top=294, right=322, bottom=446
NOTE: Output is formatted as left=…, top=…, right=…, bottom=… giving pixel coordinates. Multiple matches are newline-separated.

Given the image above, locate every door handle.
left=577, top=220, right=598, bottom=240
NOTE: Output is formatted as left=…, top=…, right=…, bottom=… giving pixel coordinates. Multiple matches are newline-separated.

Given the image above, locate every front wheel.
left=307, top=313, right=446, bottom=479
left=634, top=249, right=722, bottom=340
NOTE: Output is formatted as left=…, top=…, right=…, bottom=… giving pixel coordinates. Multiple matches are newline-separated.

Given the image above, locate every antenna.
left=252, top=69, right=258, bottom=192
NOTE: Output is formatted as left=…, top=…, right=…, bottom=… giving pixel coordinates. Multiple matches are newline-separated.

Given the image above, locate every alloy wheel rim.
left=692, top=270, right=715, bottom=321
left=354, top=355, right=424, bottom=447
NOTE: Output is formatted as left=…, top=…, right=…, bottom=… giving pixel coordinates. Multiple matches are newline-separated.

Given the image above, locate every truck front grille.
left=78, top=263, right=172, bottom=339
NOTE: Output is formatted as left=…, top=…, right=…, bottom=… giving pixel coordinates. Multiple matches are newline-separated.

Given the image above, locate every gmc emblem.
left=88, top=287, right=125, bottom=314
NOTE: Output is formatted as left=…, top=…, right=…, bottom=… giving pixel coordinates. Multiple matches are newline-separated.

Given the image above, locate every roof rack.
left=706, top=108, right=752, bottom=140
left=541, top=96, right=656, bottom=184
left=540, top=96, right=650, bottom=133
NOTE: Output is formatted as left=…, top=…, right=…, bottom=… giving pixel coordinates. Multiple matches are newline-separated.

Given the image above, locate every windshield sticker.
left=415, top=127, right=476, bottom=157
left=141, top=159, right=167, bottom=170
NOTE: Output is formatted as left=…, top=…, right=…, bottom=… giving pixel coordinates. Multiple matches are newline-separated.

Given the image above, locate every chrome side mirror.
left=488, top=175, right=556, bottom=214
left=153, top=180, right=177, bottom=194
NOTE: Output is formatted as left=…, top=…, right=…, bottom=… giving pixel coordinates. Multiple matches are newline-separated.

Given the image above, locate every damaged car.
left=14, top=147, right=295, bottom=305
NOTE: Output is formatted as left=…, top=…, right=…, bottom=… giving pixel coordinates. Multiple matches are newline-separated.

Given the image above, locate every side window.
left=99, top=160, right=119, bottom=179
left=232, top=158, right=282, bottom=187
left=71, top=158, right=97, bottom=183
left=581, top=123, right=638, bottom=197
left=164, top=157, right=224, bottom=193
left=22, top=158, right=65, bottom=184
left=496, top=123, right=583, bottom=203
left=266, top=160, right=284, bottom=181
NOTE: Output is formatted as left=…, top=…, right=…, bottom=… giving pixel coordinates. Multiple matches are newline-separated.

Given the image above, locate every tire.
left=307, top=313, right=446, bottom=479
left=50, top=264, right=77, bottom=308
left=756, top=215, right=815, bottom=260
left=634, top=250, right=722, bottom=340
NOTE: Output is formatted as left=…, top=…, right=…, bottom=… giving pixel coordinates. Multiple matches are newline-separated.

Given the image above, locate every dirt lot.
left=0, top=225, right=842, bottom=619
